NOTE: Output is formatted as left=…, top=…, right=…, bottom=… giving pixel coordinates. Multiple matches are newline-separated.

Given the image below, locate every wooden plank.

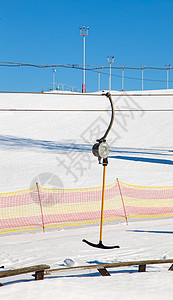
left=0, top=264, right=50, bottom=278
left=34, top=270, right=45, bottom=280
left=138, top=265, right=146, bottom=272
left=45, top=259, right=173, bottom=275
left=168, top=264, right=173, bottom=271
left=98, top=268, right=111, bottom=276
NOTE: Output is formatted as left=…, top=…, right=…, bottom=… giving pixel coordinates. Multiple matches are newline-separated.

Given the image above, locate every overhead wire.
left=0, top=62, right=172, bottom=84
left=0, top=109, right=173, bottom=112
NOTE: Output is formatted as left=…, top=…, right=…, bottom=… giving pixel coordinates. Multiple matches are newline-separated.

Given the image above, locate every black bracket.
left=92, top=92, right=114, bottom=166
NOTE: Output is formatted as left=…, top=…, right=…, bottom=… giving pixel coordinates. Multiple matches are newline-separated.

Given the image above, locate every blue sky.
left=0, top=0, right=173, bottom=92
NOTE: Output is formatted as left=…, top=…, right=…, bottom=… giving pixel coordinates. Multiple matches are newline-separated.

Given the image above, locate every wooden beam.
left=97, top=268, right=111, bottom=276
left=0, top=264, right=50, bottom=279
left=138, top=265, right=146, bottom=272
left=168, top=264, right=173, bottom=271
left=34, top=270, right=45, bottom=280
left=45, top=259, right=173, bottom=275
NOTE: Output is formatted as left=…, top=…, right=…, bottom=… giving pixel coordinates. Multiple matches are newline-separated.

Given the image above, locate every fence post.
left=36, top=183, right=45, bottom=233
left=116, top=178, right=128, bottom=225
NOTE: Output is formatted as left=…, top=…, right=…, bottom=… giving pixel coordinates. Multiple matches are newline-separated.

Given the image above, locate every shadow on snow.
left=0, top=135, right=173, bottom=166
left=128, top=230, right=173, bottom=234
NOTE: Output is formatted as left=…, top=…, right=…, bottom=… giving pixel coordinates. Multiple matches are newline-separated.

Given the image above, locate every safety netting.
left=119, top=181, right=173, bottom=220
left=0, top=181, right=173, bottom=233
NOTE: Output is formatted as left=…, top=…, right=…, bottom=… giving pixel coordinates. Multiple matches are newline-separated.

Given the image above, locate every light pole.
left=58, top=83, right=65, bottom=91
left=98, top=70, right=100, bottom=92
left=141, top=66, right=146, bottom=91
left=80, top=26, right=89, bottom=93
left=52, top=69, right=56, bottom=91
left=98, top=66, right=103, bottom=92
left=122, top=66, right=125, bottom=91
left=107, top=56, right=115, bottom=91
left=165, top=65, right=171, bottom=89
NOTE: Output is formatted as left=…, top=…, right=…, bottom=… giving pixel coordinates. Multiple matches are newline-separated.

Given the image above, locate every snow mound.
left=64, top=258, right=76, bottom=267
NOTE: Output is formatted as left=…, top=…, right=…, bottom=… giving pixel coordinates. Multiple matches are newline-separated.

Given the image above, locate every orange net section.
left=0, top=181, right=173, bottom=233
left=118, top=181, right=173, bottom=220
left=0, top=182, right=124, bottom=233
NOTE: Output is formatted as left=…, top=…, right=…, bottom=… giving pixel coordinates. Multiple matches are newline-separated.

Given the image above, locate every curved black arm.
left=96, top=92, right=114, bottom=143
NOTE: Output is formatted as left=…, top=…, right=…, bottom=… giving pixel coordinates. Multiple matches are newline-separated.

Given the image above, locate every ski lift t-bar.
left=82, top=92, right=120, bottom=249
left=92, top=92, right=114, bottom=165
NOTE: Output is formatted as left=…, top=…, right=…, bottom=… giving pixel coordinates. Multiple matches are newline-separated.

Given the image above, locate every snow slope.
left=1, top=220, right=173, bottom=300
left=1, top=90, right=173, bottom=299
left=0, top=89, right=173, bottom=192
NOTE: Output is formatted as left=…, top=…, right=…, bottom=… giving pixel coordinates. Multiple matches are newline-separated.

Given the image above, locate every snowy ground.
left=1, top=90, right=173, bottom=299
left=1, top=219, right=173, bottom=299
left=1, top=89, right=173, bottom=192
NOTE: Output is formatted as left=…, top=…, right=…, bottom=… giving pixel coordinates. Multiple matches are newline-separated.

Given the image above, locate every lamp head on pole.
left=107, top=56, right=115, bottom=64
left=80, top=26, right=89, bottom=36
